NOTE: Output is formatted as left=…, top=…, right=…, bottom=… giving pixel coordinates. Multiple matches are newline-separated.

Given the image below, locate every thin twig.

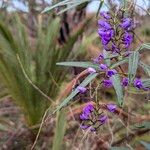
left=31, top=106, right=51, bottom=150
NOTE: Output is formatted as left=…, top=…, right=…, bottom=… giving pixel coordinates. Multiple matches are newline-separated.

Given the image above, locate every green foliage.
left=140, top=141, right=150, bottom=150
left=110, top=74, right=123, bottom=106
left=53, top=73, right=98, bottom=113
left=57, top=61, right=99, bottom=69
left=128, top=51, right=139, bottom=83
left=52, top=110, right=66, bottom=150
left=0, top=14, right=88, bottom=126
left=142, top=28, right=150, bottom=37
left=139, top=61, right=150, bottom=77
left=42, top=0, right=90, bottom=14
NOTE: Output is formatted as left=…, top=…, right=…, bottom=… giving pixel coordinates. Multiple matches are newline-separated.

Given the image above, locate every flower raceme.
left=80, top=103, right=117, bottom=131
left=98, top=11, right=134, bottom=53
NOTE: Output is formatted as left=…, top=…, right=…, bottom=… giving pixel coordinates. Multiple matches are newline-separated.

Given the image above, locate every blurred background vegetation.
left=0, top=0, right=149, bottom=149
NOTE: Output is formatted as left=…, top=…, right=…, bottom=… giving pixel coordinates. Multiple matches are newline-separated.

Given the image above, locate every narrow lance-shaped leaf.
left=110, top=147, right=130, bottom=150
left=141, top=79, right=150, bottom=88
left=57, top=61, right=99, bottom=69
left=111, top=74, right=124, bottom=106
left=103, top=49, right=111, bottom=67
left=140, top=141, right=150, bottom=150
left=138, top=43, right=150, bottom=52
left=128, top=51, right=139, bottom=83
left=57, top=0, right=89, bottom=15
left=96, top=0, right=104, bottom=17
left=53, top=73, right=98, bottom=113
left=41, top=0, right=70, bottom=13
left=110, top=58, right=128, bottom=69
left=139, top=61, right=150, bottom=77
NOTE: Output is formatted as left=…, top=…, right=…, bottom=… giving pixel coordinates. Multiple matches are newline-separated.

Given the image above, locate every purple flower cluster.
left=80, top=104, right=94, bottom=120
left=121, top=77, right=149, bottom=90
left=80, top=103, right=117, bottom=131
left=77, top=86, right=87, bottom=94
left=98, top=11, right=133, bottom=53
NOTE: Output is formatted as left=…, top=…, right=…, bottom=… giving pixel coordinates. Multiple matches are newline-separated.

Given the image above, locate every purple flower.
left=80, top=104, right=94, bottom=120
left=134, top=78, right=143, bottom=89
left=80, top=125, right=89, bottom=130
left=83, top=104, right=94, bottom=114
left=93, top=54, right=104, bottom=63
left=99, top=115, right=107, bottom=124
left=122, top=32, right=133, bottom=48
left=99, top=64, right=108, bottom=71
left=77, top=86, right=87, bottom=93
left=107, top=69, right=117, bottom=77
left=122, top=77, right=129, bottom=87
left=88, top=67, right=96, bottom=74
left=103, top=79, right=112, bottom=88
left=80, top=113, right=89, bottom=120
left=98, top=29, right=114, bottom=44
left=143, top=87, right=150, bottom=91
left=98, top=20, right=112, bottom=29
left=107, top=104, right=117, bottom=112
left=90, top=127, right=96, bottom=131
left=100, top=11, right=111, bottom=19
left=120, top=18, right=132, bottom=30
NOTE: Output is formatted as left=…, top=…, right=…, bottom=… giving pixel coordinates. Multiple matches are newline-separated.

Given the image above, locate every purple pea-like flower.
left=93, top=54, right=104, bottom=63
left=77, top=86, right=87, bottom=93
left=134, top=78, right=143, bottom=89
left=98, top=20, right=112, bottom=29
left=103, top=79, right=112, bottom=88
left=122, top=32, right=133, bottom=48
left=88, top=67, right=96, bottom=74
left=98, top=29, right=114, bottom=43
left=107, top=104, right=117, bottom=112
left=100, top=11, right=111, bottom=19
left=90, top=127, right=96, bottom=131
left=120, top=18, right=132, bottom=30
left=122, top=77, right=129, bottom=87
left=80, top=125, right=89, bottom=130
left=80, top=113, right=89, bottom=120
left=99, top=115, right=107, bottom=124
left=99, top=64, right=108, bottom=71
left=83, top=104, right=94, bottom=114
left=107, top=69, right=117, bottom=77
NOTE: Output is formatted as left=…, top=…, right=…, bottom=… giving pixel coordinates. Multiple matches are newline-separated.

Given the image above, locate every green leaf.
left=110, top=147, right=130, bottom=150
left=96, top=0, right=104, bottom=17
left=111, top=74, right=123, bottom=106
left=128, top=51, right=139, bottom=83
left=56, top=61, right=99, bottom=69
left=42, top=0, right=90, bottom=14
left=139, top=61, right=150, bottom=77
left=57, top=0, right=89, bottom=15
left=141, top=79, right=150, bottom=88
left=140, top=141, right=150, bottom=150
left=0, top=123, right=9, bottom=131
left=52, top=110, right=66, bottom=150
left=110, top=58, right=128, bottom=69
left=138, top=43, right=150, bottom=52
left=103, top=50, right=111, bottom=66
left=41, top=0, right=70, bottom=13
left=53, top=73, right=98, bottom=113
left=134, top=121, right=150, bottom=129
